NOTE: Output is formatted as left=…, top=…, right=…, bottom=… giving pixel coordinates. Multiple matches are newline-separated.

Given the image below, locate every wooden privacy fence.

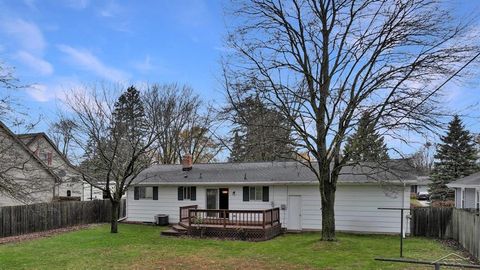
left=411, top=207, right=480, bottom=260
left=410, top=207, right=453, bottom=238
left=0, top=200, right=114, bottom=238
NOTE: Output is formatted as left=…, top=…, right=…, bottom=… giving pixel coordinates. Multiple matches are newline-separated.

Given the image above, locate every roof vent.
left=182, top=154, right=193, bottom=171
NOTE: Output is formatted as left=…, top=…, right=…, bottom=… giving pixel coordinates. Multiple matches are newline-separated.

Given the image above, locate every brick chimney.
left=182, top=154, right=193, bottom=171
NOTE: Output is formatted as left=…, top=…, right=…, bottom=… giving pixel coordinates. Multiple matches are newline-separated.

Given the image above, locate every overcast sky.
left=0, top=0, right=479, bottom=154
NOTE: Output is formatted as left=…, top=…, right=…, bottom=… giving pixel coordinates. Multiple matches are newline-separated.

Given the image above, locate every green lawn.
left=0, top=224, right=459, bottom=269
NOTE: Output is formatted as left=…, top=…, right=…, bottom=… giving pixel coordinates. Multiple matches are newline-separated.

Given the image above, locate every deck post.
left=223, top=210, right=227, bottom=228
left=263, top=210, right=266, bottom=229
left=188, top=209, right=191, bottom=227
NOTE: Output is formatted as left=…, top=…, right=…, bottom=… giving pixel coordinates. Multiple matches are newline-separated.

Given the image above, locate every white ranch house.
left=125, top=159, right=418, bottom=236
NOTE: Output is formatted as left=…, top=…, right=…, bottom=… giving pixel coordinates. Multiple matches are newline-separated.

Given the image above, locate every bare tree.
left=0, top=62, right=54, bottom=204
left=225, top=0, right=479, bottom=240
left=65, top=85, right=158, bottom=233
left=49, top=116, right=78, bottom=158
left=410, top=142, right=434, bottom=175
left=143, top=84, right=222, bottom=164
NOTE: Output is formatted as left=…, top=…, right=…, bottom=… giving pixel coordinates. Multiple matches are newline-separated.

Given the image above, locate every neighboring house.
left=16, top=132, right=84, bottom=200
left=447, top=172, right=480, bottom=210
left=410, top=176, right=431, bottom=194
left=126, top=157, right=417, bottom=234
left=0, top=122, right=58, bottom=206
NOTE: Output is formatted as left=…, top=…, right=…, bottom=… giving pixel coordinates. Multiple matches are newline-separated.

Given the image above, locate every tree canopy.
left=429, top=115, right=478, bottom=201
left=343, top=113, right=389, bottom=162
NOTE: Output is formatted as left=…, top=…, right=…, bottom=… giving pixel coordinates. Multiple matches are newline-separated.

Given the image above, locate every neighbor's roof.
left=133, top=160, right=419, bottom=186
left=447, top=172, right=480, bottom=188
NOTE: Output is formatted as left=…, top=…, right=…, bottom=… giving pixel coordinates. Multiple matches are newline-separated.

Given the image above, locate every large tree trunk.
left=321, top=183, right=336, bottom=241
left=110, top=200, right=119, bottom=233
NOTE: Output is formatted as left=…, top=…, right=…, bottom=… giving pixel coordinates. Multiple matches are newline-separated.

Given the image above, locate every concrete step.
left=172, top=224, right=187, bottom=232
left=161, top=229, right=185, bottom=237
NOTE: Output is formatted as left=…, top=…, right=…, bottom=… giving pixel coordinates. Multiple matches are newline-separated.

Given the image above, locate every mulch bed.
left=0, top=224, right=102, bottom=245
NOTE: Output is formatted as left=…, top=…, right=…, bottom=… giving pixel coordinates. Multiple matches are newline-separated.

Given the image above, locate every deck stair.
left=161, top=224, right=187, bottom=237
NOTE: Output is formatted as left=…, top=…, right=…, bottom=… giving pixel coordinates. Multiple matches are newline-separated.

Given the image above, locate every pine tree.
left=343, top=112, right=389, bottom=162
left=229, top=95, right=293, bottom=162
left=111, top=86, right=147, bottom=143
left=429, top=115, right=478, bottom=201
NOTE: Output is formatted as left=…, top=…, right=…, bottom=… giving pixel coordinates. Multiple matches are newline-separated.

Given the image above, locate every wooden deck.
left=162, top=205, right=282, bottom=241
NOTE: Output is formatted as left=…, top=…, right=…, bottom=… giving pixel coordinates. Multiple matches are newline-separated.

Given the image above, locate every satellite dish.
left=57, top=170, right=67, bottom=178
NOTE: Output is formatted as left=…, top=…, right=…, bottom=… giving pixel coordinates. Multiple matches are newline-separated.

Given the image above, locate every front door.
left=287, top=195, right=302, bottom=230
left=206, top=189, right=218, bottom=217
left=219, top=188, right=229, bottom=218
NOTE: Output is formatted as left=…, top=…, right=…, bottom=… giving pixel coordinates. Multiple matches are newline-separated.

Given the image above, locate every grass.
left=0, top=224, right=459, bottom=270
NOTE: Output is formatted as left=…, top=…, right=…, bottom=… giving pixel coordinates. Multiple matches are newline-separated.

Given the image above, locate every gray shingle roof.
left=133, top=160, right=419, bottom=185
left=447, top=172, right=480, bottom=188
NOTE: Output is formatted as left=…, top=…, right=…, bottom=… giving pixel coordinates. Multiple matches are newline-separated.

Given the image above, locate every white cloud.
left=57, top=44, right=129, bottom=82
left=98, top=0, right=122, bottom=17
left=0, top=18, right=54, bottom=76
left=0, top=18, right=46, bottom=54
left=27, top=84, right=50, bottom=102
left=64, top=0, right=89, bottom=10
left=133, top=55, right=154, bottom=73
left=15, top=51, right=53, bottom=76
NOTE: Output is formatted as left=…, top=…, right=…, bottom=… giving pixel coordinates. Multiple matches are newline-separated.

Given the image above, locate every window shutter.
left=262, top=186, right=269, bottom=202
left=134, top=187, right=139, bottom=200
left=243, top=186, right=249, bottom=201
left=178, top=187, right=184, bottom=201
left=190, top=186, right=196, bottom=201
left=153, top=187, right=158, bottom=200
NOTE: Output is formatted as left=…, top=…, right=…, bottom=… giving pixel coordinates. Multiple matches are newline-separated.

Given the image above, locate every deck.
left=162, top=205, right=282, bottom=241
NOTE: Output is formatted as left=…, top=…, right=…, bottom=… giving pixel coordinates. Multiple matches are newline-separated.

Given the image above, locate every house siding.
left=126, top=183, right=409, bottom=234
left=26, top=137, right=84, bottom=199
left=0, top=128, right=56, bottom=207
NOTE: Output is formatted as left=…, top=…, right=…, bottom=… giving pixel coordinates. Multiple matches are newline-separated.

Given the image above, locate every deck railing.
left=187, top=208, right=280, bottom=228
left=179, top=205, right=198, bottom=222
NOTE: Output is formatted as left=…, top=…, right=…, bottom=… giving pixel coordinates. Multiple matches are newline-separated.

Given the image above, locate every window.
left=249, top=186, right=263, bottom=201
left=66, top=190, right=71, bottom=197
left=178, top=186, right=196, bottom=201
left=243, top=186, right=269, bottom=202
left=140, top=187, right=153, bottom=199
left=462, top=189, right=466, bottom=208
left=134, top=186, right=158, bottom=200
left=40, top=152, right=52, bottom=166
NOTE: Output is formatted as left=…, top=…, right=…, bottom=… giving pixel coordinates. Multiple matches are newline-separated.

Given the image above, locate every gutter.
left=131, top=180, right=418, bottom=186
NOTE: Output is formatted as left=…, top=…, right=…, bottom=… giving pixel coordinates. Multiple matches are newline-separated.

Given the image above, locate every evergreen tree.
left=229, top=95, right=293, bottom=162
left=111, top=86, right=147, bottom=143
left=429, top=115, right=478, bottom=201
left=343, top=112, right=389, bottom=162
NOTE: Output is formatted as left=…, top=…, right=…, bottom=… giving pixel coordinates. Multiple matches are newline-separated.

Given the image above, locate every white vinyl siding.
left=126, top=184, right=409, bottom=233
